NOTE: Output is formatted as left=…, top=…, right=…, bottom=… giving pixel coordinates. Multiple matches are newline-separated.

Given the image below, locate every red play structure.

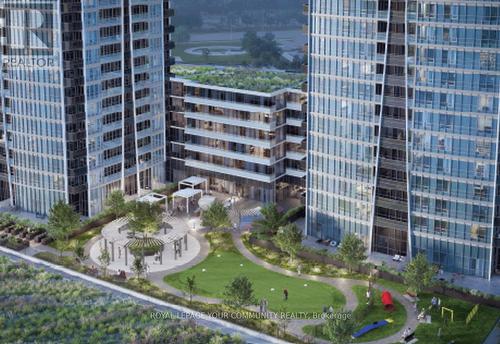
left=381, top=291, right=394, bottom=311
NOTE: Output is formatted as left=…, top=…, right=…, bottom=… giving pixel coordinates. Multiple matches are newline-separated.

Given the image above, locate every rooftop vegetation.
left=0, top=256, right=239, bottom=343
left=172, top=65, right=305, bottom=93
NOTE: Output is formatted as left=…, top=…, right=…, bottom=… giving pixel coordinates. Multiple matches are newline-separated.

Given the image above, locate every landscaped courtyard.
left=165, top=232, right=346, bottom=314
left=2, top=193, right=499, bottom=344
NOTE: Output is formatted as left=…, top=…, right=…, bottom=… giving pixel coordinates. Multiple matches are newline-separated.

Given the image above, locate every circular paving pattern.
left=89, top=216, right=201, bottom=273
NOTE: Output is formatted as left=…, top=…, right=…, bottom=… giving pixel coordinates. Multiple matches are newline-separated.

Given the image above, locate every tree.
left=273, top=223, right=303, bottom=263
left=253, top=204, right=302, bottom=236
left=47, top=201, right=80, bottom=256
left=223, top=276, right=256, bottom=308
left=403, top=252, right=437, bottom=295
left=98, top=246, right=111, bottom=276
left=337, top=233, right=367, bottom=273
left=131, top=255, right=146, bottom=279
left=74, top=242, right=88, bottom=264
left=323, top=309, right=357, bottom=344
left=186, top=275, right=197, bottom=304
left=201, top=201, right=231, bottom=230
left=127, top=201, right=163, bottom=238
left=105, top=190, right=127, bottom=217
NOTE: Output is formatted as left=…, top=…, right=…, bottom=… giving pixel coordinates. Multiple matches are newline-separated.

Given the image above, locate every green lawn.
left=242, top=233, right=366, bottom=280
left=303, top=285, right=407, bottom=342
left=414, top=293, right=499, bottom=344
left=174, top=40, right=251, bottom=65
left=164, top=232, right=346, bottom=314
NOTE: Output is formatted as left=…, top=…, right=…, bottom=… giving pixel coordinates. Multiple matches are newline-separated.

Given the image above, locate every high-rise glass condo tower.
left=0, top=0, right=174, bottom=216
left=307, top=0, right=500, bottom=279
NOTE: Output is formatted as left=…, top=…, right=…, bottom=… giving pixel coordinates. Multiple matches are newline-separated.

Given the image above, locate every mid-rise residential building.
left=306, top=0, right=500, bottom=279
left=0, top=0, right=174, bottom=216
left=168, top=66, right=307, bottom=203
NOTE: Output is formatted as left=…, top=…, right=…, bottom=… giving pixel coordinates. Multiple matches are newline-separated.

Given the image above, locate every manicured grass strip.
left=303, top=285, right=407, bottom=343
left=164, top=232, right=346, bottom=314
left=414, top=293, right=499, bottom=344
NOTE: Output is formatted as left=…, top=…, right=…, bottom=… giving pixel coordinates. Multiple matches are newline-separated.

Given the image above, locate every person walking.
left=283, top=288, right=288, bottom=301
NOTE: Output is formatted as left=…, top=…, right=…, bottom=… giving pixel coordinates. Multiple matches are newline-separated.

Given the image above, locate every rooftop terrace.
left=172, top=65, right=305, bottom=93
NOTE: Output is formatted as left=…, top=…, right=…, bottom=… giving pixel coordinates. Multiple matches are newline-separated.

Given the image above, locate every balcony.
left=184, top=111, right=274, bottom=131
left=286, top=150, right=306, bottom=161
left=184, top=96, right=272, bottom=114
left=286, top=134, right=306, bottom=144
left=286, top=117, right=305, bottom=127
left=185, top=159, right=273, bottom=183
left=185, top=127, right=273, bottom=149
left=286, top=101, right=302, bottom=111
left=286, top=168, right=306, bottom=179
left=185, top=143, right=273, bottom=166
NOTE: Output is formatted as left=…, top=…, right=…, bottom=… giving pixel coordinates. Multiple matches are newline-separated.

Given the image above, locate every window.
left=101, top=61, right=121, bottom=74
left=435, top=199, right=448, bottom=214
left=100, top=25, right=120, bottom=38
left=436, top=180, right=449, bottom=193
left=474, top=185, right=487, bottom=200
left=434, top=220, right=448, bottom=234
left=132, top=22, right=148, bottom=32
left=102, top=95, right=122, bottom=108
left=476, top=163, right=485, bottom=178
left=103, top=129, right=122, bottom=142
left=99, top=8, right=120, bottom=19
left=476, top=141, right=490, bottom=158
left=104, top=163, right=122, bottom=177
left=103, top=112, right=122, bottom=125
left=100, top=43, right=121, bottom=56
left=104, top=147, right=121, bottom=160
left=132, top=5, right=148, bottom=15
left=470, top=225, right=487, bottom=241
left=133, top=39, right=149, bottom=50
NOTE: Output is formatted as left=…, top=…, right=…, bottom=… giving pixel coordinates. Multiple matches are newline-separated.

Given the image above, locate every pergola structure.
left=178, top=176, right=208, bottom=193
left=137, top=192, right=169, bottom=210
left=172, top=188, right=203, bottom=214
left=98, top=216, right=191, bottom=269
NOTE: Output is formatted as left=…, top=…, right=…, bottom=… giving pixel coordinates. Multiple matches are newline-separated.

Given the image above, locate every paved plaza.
left=89, top=216, right=201, bottom=274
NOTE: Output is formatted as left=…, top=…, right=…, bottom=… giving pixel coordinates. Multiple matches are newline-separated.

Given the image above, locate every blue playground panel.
left=352, top=320, right=390, bottom=338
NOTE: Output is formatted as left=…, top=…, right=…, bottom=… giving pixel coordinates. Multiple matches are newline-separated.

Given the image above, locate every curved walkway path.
left=232, top=231, right=419, bottom=344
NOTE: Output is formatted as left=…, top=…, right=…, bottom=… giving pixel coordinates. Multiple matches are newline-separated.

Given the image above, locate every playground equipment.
left=441, top=307, right=454, bottom=322
left=466, top=304, right=479, bottom=325
left=352, top=319, right=394, bottom=338
left=381, top=290, right=395, bottom=311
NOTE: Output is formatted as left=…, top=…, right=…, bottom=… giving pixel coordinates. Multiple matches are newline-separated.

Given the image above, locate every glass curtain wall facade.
left=81, top=0, right=169, bottom=216
left=307, top=0, right=500, bottom=279
left=1, top=0, right=68, bottom=215
left=0, top=0, right=173, bottom=216
left=408, top=1, right=500, bottom=279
